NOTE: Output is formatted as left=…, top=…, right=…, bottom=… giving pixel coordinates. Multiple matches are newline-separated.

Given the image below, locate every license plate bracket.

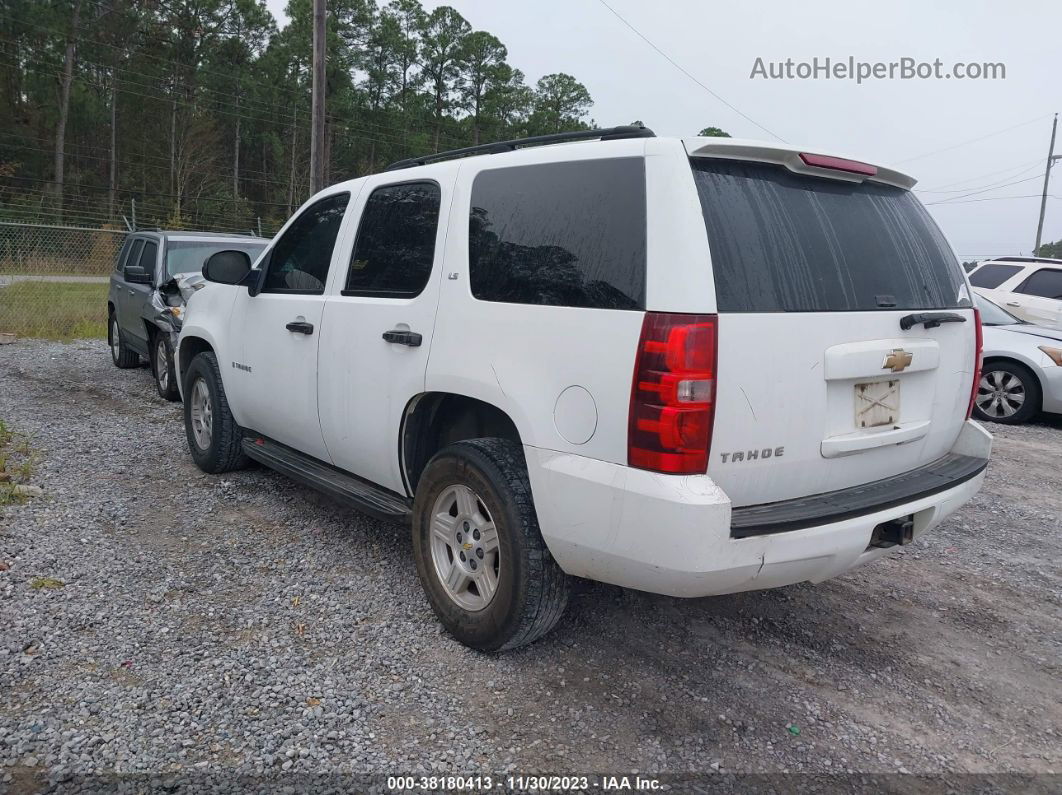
left=855, top=379, right=899, bottom=428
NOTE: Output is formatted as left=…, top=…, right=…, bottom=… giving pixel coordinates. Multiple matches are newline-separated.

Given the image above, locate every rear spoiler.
left=683, top=138, right=916, bottom=190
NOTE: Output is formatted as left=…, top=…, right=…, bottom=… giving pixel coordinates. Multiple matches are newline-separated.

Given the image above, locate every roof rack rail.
left=384, top=124, right=656, bottom=171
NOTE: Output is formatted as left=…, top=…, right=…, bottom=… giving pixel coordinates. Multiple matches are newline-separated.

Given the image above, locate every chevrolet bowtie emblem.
left=883, top=349, right=914, bottom=373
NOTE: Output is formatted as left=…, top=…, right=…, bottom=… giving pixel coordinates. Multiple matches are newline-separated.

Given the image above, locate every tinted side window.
left=469, top=158, right=646, bottom=310
left=115, top=238, right=132, bottom=271
left=138, top=241, right=158, bottom=279
left=1017, top=268, right=1062, bottom=299
left=263, top=193, right=350, bottom=294
left=122, top=240, right=144, bottom=278
left=344, top=182, right=441, bottom=297
left=969, top=263, right=1022, bottom=289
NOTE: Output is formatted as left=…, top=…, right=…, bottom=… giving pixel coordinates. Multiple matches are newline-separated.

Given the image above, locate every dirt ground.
left=1, top=339, right=1059, bottom=789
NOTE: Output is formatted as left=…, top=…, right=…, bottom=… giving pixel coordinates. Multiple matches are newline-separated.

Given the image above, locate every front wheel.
left=153, top=333, right=180, bottom=402
left=182, top=351, right=248, bottom=473
left=973, top=361, right=1041, bottom=425
left=412, top=438, right=570, bottom=652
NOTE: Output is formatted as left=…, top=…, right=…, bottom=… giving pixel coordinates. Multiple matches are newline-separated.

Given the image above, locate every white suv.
left=968, top=256, right=1062, bottom=329
left=176, top=127, right=992, bottom=651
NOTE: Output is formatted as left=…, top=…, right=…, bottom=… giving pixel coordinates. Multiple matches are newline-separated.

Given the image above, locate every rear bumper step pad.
left=730, top=452, right=987, bottom=538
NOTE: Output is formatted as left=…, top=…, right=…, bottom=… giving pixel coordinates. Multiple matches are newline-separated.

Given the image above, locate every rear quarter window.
left=969, top=263, right=1023, bottom=289
left=692, top=159, right=968, bottom=313
left=468, top=158, right=646, bottom=310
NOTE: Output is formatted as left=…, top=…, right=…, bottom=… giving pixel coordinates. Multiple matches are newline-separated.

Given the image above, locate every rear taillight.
left=628, top=313, right=717, bottom=474
left=966, top=308, right=983, bottom=420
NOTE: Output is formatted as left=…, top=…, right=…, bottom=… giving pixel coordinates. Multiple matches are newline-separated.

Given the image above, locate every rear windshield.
left=969, top=263, right=1022, bottom=289
left=691, top=159, right=968, bottom=313
left=165, top=240, right=267, bottom=278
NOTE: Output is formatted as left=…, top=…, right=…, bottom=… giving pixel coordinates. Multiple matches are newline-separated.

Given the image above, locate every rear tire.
left=973, top=360, right=1041, bottom=425
left=182, top=351, right=248, bottom=473
left=152, top=333, right=180, bottom=402
left=108, top=313, right=139, bottom=369
left=412, top=438, right=570, bottom=652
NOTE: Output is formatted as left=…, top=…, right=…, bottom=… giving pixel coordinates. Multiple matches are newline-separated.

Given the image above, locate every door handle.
left=382, top=329, right=422, bottom=347
left=285, top=320, right=314, bottom=335
left=1006, top=302, right=1020, bottom=307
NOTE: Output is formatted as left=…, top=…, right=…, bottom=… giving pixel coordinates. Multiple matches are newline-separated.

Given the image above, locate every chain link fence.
left=0, top=222, right=127, bottom=340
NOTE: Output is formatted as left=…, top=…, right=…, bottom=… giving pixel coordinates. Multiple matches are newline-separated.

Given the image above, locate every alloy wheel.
left=429, top=484, right=501, bottom=612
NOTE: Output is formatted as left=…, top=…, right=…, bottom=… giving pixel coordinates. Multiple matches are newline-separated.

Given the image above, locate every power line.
left=915, top=159, right=1044, bottom=193
left=591, top=0, right=786, bottom=142
left=922, top=172, right=1046, bottom=205
left=925, top=194, right=1058, bottom=206
left=895, top=115, right=1052, bottom=165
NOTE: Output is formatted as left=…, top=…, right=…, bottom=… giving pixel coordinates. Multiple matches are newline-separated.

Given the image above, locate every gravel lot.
left=1, top=339, right=1060, bottom=787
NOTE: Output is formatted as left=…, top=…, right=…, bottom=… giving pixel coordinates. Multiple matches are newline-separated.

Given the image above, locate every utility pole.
left=310, top=0, right=327, bottom=195
left=1034, top=113, right=1059, bottom=256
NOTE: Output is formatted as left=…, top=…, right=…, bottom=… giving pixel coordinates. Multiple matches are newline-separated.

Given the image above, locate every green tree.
left=527, top=73, right=592, bottom=135
left=457, top=31, right=506, bottom=145
left=1034, top=239, right=1062, bottom=259
left=419, top=5, right=470, bottom=151
left=698, top=126, right=731, bottom=137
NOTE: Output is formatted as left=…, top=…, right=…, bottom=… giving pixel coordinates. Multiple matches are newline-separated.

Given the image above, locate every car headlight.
left=1039, top=346, right=1062, bottom=366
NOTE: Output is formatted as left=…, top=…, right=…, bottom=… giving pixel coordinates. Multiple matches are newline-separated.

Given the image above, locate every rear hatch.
left=687, top=144, right=976, bottom=507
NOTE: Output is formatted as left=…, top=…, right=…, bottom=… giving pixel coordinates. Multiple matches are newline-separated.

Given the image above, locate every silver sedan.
left=975, top=294, right=1062, bottom=424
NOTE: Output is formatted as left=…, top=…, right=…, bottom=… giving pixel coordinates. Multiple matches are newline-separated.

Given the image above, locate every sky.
left=263, top=0, right=1060, bottom=260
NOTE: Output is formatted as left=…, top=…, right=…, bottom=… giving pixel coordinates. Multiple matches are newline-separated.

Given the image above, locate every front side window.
left=1016, top=268, right=1062, bottom=300
left=115, top=238, right=133, bottom=271
left=969, top=263, right=1022, bottom=289
left=344, top=182, right=441, bottom=297
left=468, top=158, right=647, bottom=310
left=122, top=240, right=144, bottom=278
left=137, top=241, right=158, bottom=280
left=262, top=193, right=350, bottom=294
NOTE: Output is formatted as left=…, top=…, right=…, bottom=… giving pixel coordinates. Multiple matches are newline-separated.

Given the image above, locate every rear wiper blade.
left=899, top=312, right=967, bottom=331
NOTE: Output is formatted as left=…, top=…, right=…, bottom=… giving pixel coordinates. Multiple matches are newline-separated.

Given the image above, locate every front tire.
left=108, top=314, right=139, bottom=369
left=973, top=360, right=1041, bottom=425
left=412, top=438, right=570, bottom=652
left=182, top=351, right=248, bottom=473
left=153, top=333, right=180, bottom=402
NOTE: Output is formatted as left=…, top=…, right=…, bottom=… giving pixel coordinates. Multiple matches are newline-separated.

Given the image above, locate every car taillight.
left=628, top=313, right=717, bottom=474
left=966, top=308, right=983, bottom=420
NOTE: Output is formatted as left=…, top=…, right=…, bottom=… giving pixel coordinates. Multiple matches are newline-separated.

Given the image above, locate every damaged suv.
left=177, top=127, right=991, bottom=651
left=107, top=230, right=267, bottom=400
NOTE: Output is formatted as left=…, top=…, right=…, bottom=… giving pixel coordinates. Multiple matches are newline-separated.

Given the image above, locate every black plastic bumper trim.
left=730, top=452, right=987, bottom=538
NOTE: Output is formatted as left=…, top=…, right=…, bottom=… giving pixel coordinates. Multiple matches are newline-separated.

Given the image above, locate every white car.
left=975, top=293, right=1062, bottom=424
left=175, top=127, right=991, bottom=651
left=969, top=256, right=1062, bottom=329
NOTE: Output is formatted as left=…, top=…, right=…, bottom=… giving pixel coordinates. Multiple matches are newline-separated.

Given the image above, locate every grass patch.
left=0, top=281, right=108, bottom=340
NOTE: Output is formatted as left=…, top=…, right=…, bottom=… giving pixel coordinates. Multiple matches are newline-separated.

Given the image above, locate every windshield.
left=975, top=293, right=1021, bottom=325
left=690, top=158, right=969, bottom=313
left=165, top=240, right=267, bottom=278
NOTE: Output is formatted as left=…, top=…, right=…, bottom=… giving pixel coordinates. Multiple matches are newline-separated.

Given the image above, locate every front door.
left=226, top=191, right=353, bottom=462
left=317, top=175, right=450, bottom=493
left=121, top=238, right=158, bottom=354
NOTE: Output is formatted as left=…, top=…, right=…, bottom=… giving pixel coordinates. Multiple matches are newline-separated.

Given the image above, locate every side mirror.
left=203, top=250, right=253, bottom=286
left=124, top=264, right=152, bottom=285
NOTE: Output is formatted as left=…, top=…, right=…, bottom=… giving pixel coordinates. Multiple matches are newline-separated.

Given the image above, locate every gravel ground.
left=1, top=339, right=1060, bottom=789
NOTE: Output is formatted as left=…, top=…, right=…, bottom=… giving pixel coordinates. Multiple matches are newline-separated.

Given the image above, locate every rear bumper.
left=525, top=420, right=991, bottom=598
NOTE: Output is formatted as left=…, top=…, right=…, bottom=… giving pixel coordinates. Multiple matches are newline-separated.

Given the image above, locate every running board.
left=241, top=436, right=412, bottom=523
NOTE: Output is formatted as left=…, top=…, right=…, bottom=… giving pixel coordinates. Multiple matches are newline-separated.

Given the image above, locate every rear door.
left=1009, top=267, right=1062, bottom=328
left=317, top=173, right=452, bottom=494
left=688, top=154, right=976, bottom=507
left=969, top=262, right=1030, bottom=317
